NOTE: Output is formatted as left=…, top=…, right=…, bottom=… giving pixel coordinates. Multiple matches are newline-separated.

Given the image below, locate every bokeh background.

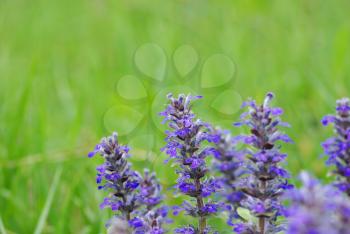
left=1, top=0, right=350, bottom=233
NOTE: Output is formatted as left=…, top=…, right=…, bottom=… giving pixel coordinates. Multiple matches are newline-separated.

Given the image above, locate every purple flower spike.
left=89, top=133, right=141, bottom=217
left=161, top=93, right=220, bottom=234
left=89, top=132, right=169, bottom=233
left=174, top=226, right=218, bottom=234
left=285, top=172, right=350, bottom=234
left=211, top=128, right=247, bottom=222
left=233, top=93, right=293, bottom=234
left=139, top=169, right=162, bottom=207
left=322, top=97, right=350, bottom=196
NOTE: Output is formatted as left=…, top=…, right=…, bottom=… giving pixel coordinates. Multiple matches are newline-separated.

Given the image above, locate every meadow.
left=1, top=0, right=350, bottom=233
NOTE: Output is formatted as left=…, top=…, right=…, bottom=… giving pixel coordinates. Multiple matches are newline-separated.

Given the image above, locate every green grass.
left=1, top=0, right=350, bottom=233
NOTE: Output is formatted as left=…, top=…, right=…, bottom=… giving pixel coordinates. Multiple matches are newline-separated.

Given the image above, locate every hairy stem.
left=259, top=180, right=266, bottom=234
left=195, top=178, right=206, bottom=234
left=122, top=195, right=131, bottom=221
left=259, top=217, right=265, bottom=234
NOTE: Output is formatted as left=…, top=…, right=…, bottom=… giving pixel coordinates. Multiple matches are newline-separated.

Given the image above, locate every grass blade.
left=0, top=215, right=7, bottom=234
left=34, top=167, right=62, bottom=234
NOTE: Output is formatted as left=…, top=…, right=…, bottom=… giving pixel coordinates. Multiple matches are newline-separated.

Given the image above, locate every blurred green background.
left=1, top=0, right=350, bottom=233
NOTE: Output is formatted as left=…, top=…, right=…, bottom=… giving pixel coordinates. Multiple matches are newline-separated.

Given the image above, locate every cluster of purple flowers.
left=322, top=98, right=350, bottom=196
left=230, top=93, right=293, bottom=233
left=89, top=92, right=350, bottom=234
left=285, top=172, right=350, bottom=234
left=210, top=129, right=246, bottom=223
left=160, top=94, right=220, bottom=234
left=88, top=132, right=169, bottom=234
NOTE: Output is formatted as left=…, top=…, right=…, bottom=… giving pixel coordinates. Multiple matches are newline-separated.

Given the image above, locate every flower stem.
left=259, top=180, right=266, bottom=234
left=197, top=197, right=207, bottom=234
left=195, top=178, right=206, bottom=234
left=259, top=217, right=265, bottom=234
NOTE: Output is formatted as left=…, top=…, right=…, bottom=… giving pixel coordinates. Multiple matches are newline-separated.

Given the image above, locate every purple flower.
left=201, top=203, right=219, bottom=214
left=175, top=226, right=196, bottom=234
left=161, top=93, right=220, bottom=233
left=211, top=128, right=247, bottom=222
left=174, top=226, right=217, bottom=234
left=285, top=172, right=350, bottom=234
left=129, top=217, right=144, bottom=228
left=233, top=93, right=293, bottom=233
left=232, top=223, right=254, bottom=234
left=139, top=169, right=162, bottom=207
left=89, top=133, right=141, bottom=217
left=132, top=206, right=171, bottom=234
left=322, top=97, right=350, bottom=196
left=89, top=132, right=169, bottom=233
left=133, top=170, right=171, bottom=234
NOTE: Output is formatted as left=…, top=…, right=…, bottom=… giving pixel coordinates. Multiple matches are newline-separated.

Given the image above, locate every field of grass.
left=1, top=0, right=350, bottom=233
